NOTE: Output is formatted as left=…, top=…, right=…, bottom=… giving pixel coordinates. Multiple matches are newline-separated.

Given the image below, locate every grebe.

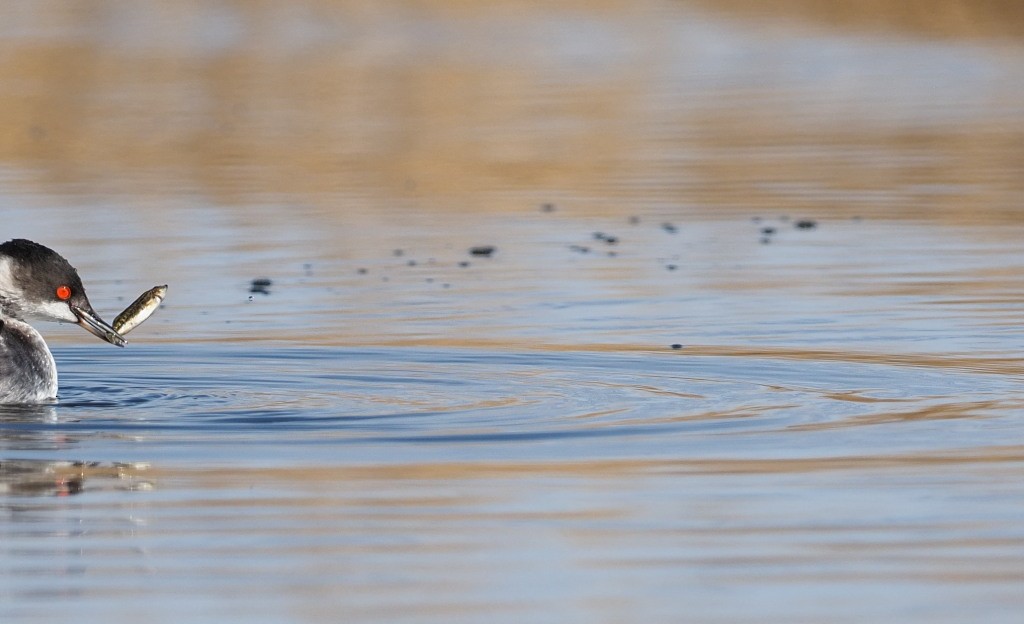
left=0, top=239, right=124, bottom=403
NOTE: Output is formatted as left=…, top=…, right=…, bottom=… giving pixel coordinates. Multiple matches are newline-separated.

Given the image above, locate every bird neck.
left=0, top=256, right=27, bottom=320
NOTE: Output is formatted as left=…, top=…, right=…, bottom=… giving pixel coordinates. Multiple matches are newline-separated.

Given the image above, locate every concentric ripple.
left=1, top=344, right=1014, bottom=467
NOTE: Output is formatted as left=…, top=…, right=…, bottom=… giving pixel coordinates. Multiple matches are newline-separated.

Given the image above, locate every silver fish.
left=113, top=285, right=167, bottom=335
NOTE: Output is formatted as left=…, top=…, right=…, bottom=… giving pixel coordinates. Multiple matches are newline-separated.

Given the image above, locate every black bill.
left=72, top=304, right=127, bottom=347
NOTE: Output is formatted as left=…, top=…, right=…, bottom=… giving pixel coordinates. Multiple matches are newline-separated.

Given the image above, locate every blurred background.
left=2, top=0, right=1022, bottom=346
left=2, top=0, right=1021, bottom=216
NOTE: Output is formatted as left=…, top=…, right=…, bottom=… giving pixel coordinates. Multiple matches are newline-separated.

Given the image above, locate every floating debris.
left=670, top=343, right=683, bottom=350
left=666, top=264, right=678, bottom=271
left=760, top=227, right=776, bottom=236
left=795, top=219, right=817, bottom=229
left=469, top=245, right=496, bottom=257
left=393, top=249, right=405, bottom=257
left=249, top=278, right=272, bottom=295
left=407, top=259, right=417, bottom=266
left=661, top=222, right=678, bottom=234
left=357, top=268, right=368, bottom=275
left=458, top=261, right=471, bottom=268
left=569, top=245, right=591, bottom=254
left=540, top=203, right=556, bottom=213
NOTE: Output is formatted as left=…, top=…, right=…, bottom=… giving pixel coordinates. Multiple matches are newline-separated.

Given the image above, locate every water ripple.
left=1, top=344, right=1011, bottom=468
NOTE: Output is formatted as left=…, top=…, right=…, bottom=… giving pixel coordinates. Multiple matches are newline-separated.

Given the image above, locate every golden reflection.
left=156, top=445, right=1024, bottom=486
left=172, top=334, right=1024, bottom=377
left=690, top=0, right=1024, bottom=39
left=0, top=1, right=1020, bottom=221
left=786, top=399, right=1013, bottom=431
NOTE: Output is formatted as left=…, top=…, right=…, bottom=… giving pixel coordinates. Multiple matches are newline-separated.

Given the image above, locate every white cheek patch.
left=34, top=300, right=78, bottom=323
left=0, top=257, right=16, bottom=302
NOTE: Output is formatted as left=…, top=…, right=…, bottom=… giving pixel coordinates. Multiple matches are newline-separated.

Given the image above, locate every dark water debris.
left=249, top=277, right=272, bottom=294
left=469, top=245, right=497, bottom=257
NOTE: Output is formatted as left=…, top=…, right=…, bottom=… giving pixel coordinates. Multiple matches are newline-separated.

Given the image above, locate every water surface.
left=3, top=1, right=1024, bottom=622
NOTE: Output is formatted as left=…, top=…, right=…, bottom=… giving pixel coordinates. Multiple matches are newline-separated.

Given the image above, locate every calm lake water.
left=3, top=1, right=1024, bottom=622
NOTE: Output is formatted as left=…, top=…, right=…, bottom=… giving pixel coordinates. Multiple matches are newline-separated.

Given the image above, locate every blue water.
left=2, top=347, right=1024, bottom=624
left=3, top=343, right=1018, bottom=465
left=3, top=344, right=1024, bottom=623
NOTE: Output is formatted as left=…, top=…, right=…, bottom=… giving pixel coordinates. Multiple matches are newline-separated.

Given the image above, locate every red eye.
left=56, top=285, right=72, bottom=300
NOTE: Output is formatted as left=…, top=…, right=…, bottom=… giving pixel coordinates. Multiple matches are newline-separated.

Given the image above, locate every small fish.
left=113, top=285, right=167, bottom=335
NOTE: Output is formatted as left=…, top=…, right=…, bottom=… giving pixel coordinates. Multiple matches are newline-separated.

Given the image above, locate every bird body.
left=0, top=315, right=58, bottom=403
